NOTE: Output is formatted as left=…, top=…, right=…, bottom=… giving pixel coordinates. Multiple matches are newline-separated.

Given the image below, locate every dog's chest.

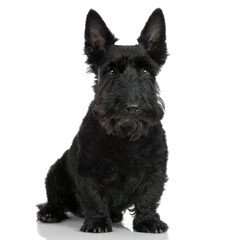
left=102, top=162, right=135, bottom=186
left=94, top=134, right=152, bottom=207
left=100, top=159, right=144, bottom=206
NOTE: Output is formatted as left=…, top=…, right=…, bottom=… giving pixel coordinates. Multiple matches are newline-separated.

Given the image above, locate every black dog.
left=37, top=8, right=169, bottom=234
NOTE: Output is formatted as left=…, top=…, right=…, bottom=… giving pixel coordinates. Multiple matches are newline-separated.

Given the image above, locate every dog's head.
left=84, top=9, right=168, bottom=141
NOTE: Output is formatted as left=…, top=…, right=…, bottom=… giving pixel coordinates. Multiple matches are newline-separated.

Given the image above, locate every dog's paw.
left=133, top=219, right=168, bottom=233
left=80, top=220, right=112, bottom=233
left=37, top=206, right=68, bottom=223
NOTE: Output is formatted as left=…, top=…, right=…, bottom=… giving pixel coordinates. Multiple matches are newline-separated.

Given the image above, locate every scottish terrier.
left=37, top=8, right=169, bottom=234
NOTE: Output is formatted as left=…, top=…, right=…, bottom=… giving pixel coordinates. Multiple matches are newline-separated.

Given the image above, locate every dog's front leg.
left=133, top=174, right=168, bottom=233
left=76, top=176, right=112, bottom=233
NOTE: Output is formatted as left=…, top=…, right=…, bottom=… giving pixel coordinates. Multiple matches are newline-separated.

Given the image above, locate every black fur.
left=37, top=8, right=169, bottom=234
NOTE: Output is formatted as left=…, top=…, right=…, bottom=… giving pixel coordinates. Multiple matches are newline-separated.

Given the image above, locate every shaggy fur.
left=37, top=8, right=169, bottom=234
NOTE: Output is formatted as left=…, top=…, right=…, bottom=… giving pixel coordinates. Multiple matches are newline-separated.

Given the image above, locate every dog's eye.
left=108, top=68, right=117, bottom=77
left=142, top=68, right=150, bottom=77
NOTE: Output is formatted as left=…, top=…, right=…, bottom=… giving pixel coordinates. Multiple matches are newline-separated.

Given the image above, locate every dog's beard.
left=111, top=118, right=148, bottom=141
left=97, top=117, right=150, bottom=141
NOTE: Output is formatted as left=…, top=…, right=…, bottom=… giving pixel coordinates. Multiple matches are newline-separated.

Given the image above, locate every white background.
left=0, top=0, right=240, bottom=239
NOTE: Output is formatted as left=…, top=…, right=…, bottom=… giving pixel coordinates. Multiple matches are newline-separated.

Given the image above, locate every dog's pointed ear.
left=138, top=9, right=168, bottom=66
left=85, top=9, right=117, bottom=68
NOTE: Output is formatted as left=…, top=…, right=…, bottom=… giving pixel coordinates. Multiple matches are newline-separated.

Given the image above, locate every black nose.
left=125, top=104, right=140, bottom=113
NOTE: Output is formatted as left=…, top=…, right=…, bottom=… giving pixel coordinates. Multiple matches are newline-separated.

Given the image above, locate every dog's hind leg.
left=37, top=150, right=70, bottom=223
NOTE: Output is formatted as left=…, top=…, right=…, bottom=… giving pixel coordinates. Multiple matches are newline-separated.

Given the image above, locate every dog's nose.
left=125, top=104, right=140, bottom=113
